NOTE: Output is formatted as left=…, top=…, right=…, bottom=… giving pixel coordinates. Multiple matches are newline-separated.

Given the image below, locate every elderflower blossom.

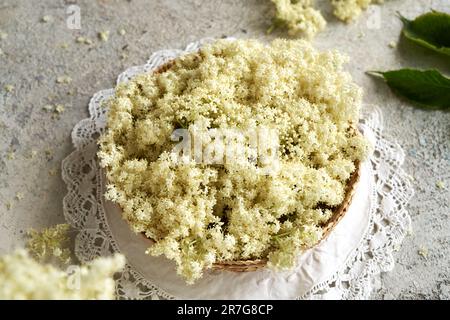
left=330, top=0, right=385, bottom=22
left=269, top=0, right=386, bottom=38
left=27, top=223, right=71, bottom=264
left=98, top=39, right=370, bottom=284
left=0, top=250, right=125, bottom=300
left=271, top=0, right=326, bottom=39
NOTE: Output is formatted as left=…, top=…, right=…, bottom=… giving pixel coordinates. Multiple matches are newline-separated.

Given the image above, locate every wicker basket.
left=114, top=58, right=362, bottom=272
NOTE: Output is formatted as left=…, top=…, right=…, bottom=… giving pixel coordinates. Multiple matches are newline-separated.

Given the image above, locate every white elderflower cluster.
left=98, top=39, right=369, bottom=284
left=27, top=223, right=72, bottom=264
left=331, top=0, right=384, bottom=22
left=270, top=0, right=385, bottom=38
left=0, top=250, right=125, bottom=300
left=270, top=0, right=326, bottom=39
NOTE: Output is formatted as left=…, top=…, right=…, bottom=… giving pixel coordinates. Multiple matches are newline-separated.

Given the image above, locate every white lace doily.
left=62, top=39, right=414, bottom=300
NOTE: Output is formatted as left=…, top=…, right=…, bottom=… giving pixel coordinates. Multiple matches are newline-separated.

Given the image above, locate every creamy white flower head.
left=99, top=39, right=369, bottom=283
left=271, top=0, right=326, bottom=39
left=0, top=250, right=125, bottom=300
left=331, top=0, right=384, bottom=22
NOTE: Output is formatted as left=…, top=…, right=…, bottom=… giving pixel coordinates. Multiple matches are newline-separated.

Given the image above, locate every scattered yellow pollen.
left=388, top=41, right=397, bottom=49
left=56, top=75, right=72, bottom=84
left=76, top=36, right=93, bottom=45
left=45, top=149, right=53, bottom=157
left=55, top=104, right=65, bottom=114
left=418, top=247, right=428, bottom=259
left=43, top=104, right=54, bottom=112
left=98, top=30, right=110, bottom=42
left=4, top=84, right=14, bottom=93
left=436, top=180, right=446, bottom=189
left=41, top=15, right=52, bottom=23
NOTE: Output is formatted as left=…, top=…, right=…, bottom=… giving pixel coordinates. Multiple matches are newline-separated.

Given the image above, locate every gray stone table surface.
left=0, top=0, right=449, bottom=299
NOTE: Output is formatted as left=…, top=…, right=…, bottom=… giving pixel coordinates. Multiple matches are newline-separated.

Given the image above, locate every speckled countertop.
left=0, top=0, right=449, bottom=299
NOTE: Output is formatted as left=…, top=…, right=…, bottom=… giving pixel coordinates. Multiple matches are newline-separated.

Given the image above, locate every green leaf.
left=367, top=69, right=450, bottom=109
left=399, top=11, right=450, bottom=57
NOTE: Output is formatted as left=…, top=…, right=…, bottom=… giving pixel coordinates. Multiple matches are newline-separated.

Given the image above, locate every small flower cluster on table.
left=270, top=0, right=385, bottom=39
left=0, top=224, right=125, bottom=299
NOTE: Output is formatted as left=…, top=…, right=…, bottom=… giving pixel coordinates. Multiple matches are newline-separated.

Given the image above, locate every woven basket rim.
left=108, top=56, right=363, bottom=272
